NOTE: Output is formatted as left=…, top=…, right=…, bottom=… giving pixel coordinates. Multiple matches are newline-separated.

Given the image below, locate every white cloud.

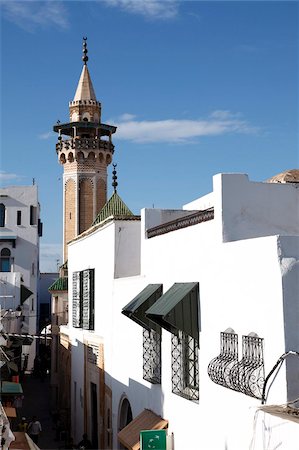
left=118, top=113, right=137, bottom=121
left=0, top=171, right=23, bottom=184
left=110, top=110, right=258, bottom=143
left=101, top=0, right=179, bottom=19
left=38, top=131, right=55, bottom=140
left=2, top=0, right=69, bottom=31
left=40, top=243, right=62, bottom=273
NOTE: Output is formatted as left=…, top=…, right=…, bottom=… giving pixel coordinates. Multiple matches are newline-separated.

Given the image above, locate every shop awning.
left=118, top=409, right=168, bottom=450
left=146, top=282, right=199, bottom=339
left=122, top=284, right=163, bottom=331
left=4, top=406, right=17, bottom=418
left=259, top=404, right=299, bottom=424
left=0, top=381, right=23, bottom=395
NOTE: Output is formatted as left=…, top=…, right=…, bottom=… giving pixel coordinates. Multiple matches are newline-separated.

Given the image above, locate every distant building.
left=0, top=185, right=43, bottom=373
left=63, top=171, right=299, bottom=449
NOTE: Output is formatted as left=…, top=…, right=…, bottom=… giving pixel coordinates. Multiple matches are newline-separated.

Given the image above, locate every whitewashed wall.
left=66, top=173, right=299, bottom=449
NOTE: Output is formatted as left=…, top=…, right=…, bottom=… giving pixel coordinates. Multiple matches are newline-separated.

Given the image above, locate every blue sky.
left=1, top=0, right=298, bottom=271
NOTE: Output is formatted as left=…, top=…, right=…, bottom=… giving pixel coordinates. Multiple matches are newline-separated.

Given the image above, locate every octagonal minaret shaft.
left=54, top=38, right=117, bottom=261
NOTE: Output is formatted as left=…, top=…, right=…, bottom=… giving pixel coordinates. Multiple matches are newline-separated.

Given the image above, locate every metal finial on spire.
left=112, top=163, right=118, bottom=193
left=82, top=37, right=88, bottom=65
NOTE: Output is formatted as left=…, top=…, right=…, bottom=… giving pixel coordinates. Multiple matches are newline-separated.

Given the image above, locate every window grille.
left=207, top=331, right=238, bottom=390
left=208, top=332, right=265, bottom=399
left=229, top=334, right=265, bottom=399
left=143, top=328, right=161, bottom=384
left=171, top=331, right=199, bottom=402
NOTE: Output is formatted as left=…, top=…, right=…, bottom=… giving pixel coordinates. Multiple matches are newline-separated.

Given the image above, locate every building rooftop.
left=93, top=191, right=133, bottom=226
left=267, top=169, right=299, bottom=183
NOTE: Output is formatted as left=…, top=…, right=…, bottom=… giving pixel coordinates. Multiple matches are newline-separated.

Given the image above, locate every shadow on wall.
left=54, top=337, right=165, bottom=450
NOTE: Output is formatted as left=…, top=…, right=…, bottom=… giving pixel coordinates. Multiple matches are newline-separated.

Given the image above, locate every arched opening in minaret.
left=77, top=151, right=84, bottom=161
left=68, top=152, right=74, bottom=162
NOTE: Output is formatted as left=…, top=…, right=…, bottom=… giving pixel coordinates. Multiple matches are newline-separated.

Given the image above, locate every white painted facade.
left=62, top=173, right=299, bottom=449
left=0, top=185, right=42, bottom=371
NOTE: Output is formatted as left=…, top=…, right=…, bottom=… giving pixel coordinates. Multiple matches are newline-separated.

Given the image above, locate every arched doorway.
left=118, top=396, right=133, bottom=449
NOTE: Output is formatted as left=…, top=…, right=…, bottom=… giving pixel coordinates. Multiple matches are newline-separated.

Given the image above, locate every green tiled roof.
left=48, top=276, right=68, bottom=292
left=92, top=192, right=133, bottom=225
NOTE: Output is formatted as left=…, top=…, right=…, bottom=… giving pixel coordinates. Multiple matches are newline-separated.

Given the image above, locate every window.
left=207, top=331, right=265, bottom=400
left=0, top=204, right=5, bottom=227
left=122, top=284, right=163, bottom=385
left=82, top=269, right=95, bottom=330
left=171, top=331, right=199, bottom=402
left=17, top=210, right=22, bottom=225
left=143, top=328, right=161, bottom=384
left=30, top=205, right=37, bottom=225
left=72, top=271, right=82, bottom=328
left=72, top=268, right=95, bottom=330
left=0, top=248, right=11, bottom=272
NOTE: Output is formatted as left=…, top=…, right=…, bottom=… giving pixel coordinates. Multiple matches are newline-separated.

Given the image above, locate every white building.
left=0, top=185, right=43, bottom=372
left=60, top=170, right=299, bottom=449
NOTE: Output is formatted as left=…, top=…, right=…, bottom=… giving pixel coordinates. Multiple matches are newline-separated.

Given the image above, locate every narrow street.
left=16, top=374, right=63, bottom=450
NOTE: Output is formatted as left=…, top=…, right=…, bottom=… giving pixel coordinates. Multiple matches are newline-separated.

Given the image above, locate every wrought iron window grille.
left=143, top=328, right=161, bottom=384
left=208, top=331, right=265, bottom=400
left=207, top=331, right=239, bottom=390
left=171, top=331, right=199, bottom=402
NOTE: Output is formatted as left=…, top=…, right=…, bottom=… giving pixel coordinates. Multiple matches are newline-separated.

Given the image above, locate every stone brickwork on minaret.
left=54, top=39, right=117, bottom=260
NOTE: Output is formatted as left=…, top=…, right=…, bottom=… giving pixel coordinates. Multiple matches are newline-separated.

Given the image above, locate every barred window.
left=171, top=330, right=199, bottom=402
left=143, top=328, right=161, bottom=384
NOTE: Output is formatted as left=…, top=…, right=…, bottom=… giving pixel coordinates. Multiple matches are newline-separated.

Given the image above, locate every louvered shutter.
left=72, top=271, right=82, bottom=327
left=82, top=269, right=95, bottom=330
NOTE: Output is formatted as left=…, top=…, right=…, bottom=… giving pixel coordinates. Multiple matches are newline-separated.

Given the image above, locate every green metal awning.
left=0, top=381, right=23, bottom=394
left=122, top=284, right=163, bottom=331
left=146, top=282, right=199, bottom=339
left=20, top=285, right=33, bottom=304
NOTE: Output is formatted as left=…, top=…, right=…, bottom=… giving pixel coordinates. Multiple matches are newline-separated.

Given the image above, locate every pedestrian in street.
left=27, top=415, right=42, bottom=444
left=17, top=417, right=28, bottom=432
left=77, top=433, right=92, bottom=449
left=64, top=436, right=76, bottom=449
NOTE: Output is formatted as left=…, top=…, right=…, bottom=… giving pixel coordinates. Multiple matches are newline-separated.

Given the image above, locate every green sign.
left=140, top=429, right=167, bottom=450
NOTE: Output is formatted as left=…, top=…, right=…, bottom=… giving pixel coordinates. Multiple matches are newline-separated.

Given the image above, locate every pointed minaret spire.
left=112, top=164, right=118, bottom=193
left=82, top=37, right=88, bottom=65
left=72, top=37, right=96, bottom=102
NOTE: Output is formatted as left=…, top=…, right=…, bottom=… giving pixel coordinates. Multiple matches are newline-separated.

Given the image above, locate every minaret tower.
left=54, top=38, right=116, bottom=260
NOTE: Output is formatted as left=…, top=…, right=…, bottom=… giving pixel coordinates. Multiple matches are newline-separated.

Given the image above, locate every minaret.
left=54, top=38, right=117, bottom=261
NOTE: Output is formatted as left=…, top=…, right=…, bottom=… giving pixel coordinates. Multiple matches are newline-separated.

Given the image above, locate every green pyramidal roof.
left=92, top=192, right=133, bottom=226
left=48, top=277, right=68, bottom=292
